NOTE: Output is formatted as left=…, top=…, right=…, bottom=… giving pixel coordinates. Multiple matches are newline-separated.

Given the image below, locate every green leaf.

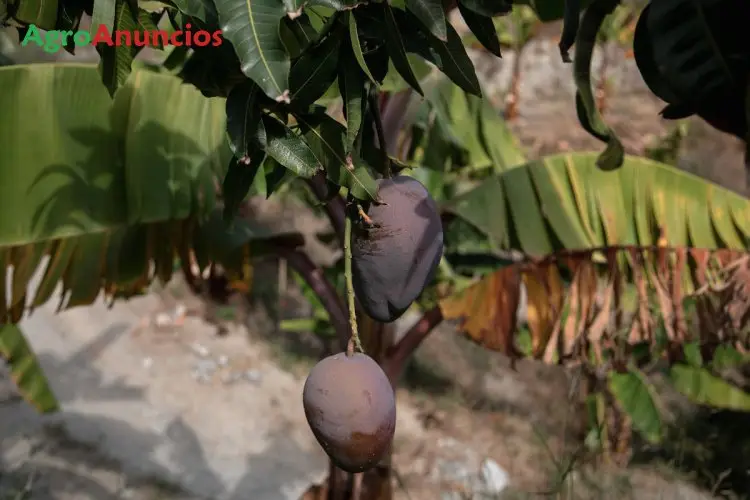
left=297, top=111, right=378, bottom=200
left=558, top=0, right=580, bottom=62
left=458, top=0, right=512, bottom=17
left=11, top=0, right=58, bottom=29
left=457, top=3, right=501, bottom=57
left=289, top=26, right=342, bottom=108
left=90, top=0, right=116, bottom=37
left=258, top=115, right=322, bottom=178
left=609, top=368, right=663, bottom=444
left=441, top=152, right=750, bottom=265
left=263, top=158, right=294, bottom=197
left=683, top=341, right=703, bottom=367
left=479, top=96, right=526, bottom=170
left=279, top=13, right=318, bottom=59
left=215, top=0, right=290, bottom=101
left=710, top=344, right=748, bottom=371
left=380, top=55, right=433, bottom=92
left=406, top=0, right=447, bottom=41
left=382, top=3, right=424, bottom=95
left=171, top=0, right=217, bottom=23
left=0, top=324, right=59, bottom=413
left=670, top=364, right=750, bottom=411
left=97, top=1, right=161, bottom=97
left=397, top=9, right=481, bottom=96
left=347, top=12, right=379, bottom=86
left=573, top=0, right=623, bottom=170
left=225, top=81, right=263, bottom=159
left=222, top=154, right=265, bottom=222
left=178, top=38, right=245, bottom=98
left=338, top=44, right=366, bottom=154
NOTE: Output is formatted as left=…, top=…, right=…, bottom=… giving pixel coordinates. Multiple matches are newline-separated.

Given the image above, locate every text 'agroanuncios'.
left=21, top=23, right=223, bottom=54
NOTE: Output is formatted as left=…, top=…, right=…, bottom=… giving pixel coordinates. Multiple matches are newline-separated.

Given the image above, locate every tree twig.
left=383, top=306, right=443, bottom=384
left=344, top=211, right=363, bottom=354
left=278, top=248, right=350, bottom=351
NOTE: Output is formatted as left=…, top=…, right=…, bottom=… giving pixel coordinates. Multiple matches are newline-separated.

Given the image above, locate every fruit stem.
left=344, top=212, right=364, bottom=355
left=368, top=89, right=392, bottom=179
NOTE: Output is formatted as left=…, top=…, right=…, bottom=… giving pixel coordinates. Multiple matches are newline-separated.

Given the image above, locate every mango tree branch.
left=278, top=248, right=350, bottom=351
left=383, top=306, right=444, bottom=384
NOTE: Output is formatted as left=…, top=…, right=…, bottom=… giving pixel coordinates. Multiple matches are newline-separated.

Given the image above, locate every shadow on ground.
left=633, top=408, right=750, bottom=498
left=0, top=307, right=320, bottom=500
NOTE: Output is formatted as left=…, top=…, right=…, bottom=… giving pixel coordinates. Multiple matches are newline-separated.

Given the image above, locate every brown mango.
left=352, top=176, right=443, bottom=323
left=302, top=352, right=396, bottom=473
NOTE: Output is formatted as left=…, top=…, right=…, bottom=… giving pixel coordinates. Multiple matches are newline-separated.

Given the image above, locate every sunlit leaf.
left=215, top=0, right=290, bottom=101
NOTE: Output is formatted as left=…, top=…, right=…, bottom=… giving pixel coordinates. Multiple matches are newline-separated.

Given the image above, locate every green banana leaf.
left=0, top=64, right=303, bottom=412
left=442, top=152, right=750, bottom=259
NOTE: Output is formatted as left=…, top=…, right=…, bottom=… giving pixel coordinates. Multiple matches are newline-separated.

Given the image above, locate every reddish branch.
left=278, top=248, right=350, bottom=351
left=383, top=306, right=444, bottom=384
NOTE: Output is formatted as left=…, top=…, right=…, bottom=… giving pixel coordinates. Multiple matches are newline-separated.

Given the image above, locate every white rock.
left=478, top=458, right=509, bottom=495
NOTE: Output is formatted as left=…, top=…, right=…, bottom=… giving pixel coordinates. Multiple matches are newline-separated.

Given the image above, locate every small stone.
left=154, top=313, right=172, bottom=328
left=142, top=357, right=154, bottom=370
left=217, top=355, right=229, bottom=366
left=195, top=359, right=217, bottom=373
left=477, top=458, right=509, bottom=495
left=243, top=370, right=262, bottom=384
left=190, top=342, right=210, bottom=358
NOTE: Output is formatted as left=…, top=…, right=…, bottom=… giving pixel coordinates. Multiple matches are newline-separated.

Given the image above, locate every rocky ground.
left=2, top=10, right=749, bottom=500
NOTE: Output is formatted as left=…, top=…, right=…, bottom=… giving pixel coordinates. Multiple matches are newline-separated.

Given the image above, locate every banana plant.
left=0, top=63, right=304, bottom=412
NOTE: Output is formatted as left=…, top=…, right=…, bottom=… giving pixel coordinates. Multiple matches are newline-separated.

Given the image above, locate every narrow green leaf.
left=97, top=1, right=161, bottom=96
left=458, top=0, right=512, bottom=17
left=338, top=44, right=366, bottom=154
left=558, top=0, right=580, bottom=62
left=12, top=0, right=58, bottom=29
left=290, top=27, right=342, bottom=108
left=0, top=324, right=59, bottom=413
left=215, top=0, right=291, bottom=101
left=609, top=369, right=663, bottom=444
left=259, top=115, right=321, bottom=177
left=670, top=364, right=750, bottom=411
left=396, top=9, right=481, bottom=96
left=225, top=81, right=263, bottom=159
left=297, top=112, right=378, bottom=200
left=279, top=13, right=318, bottom=58
left=223, top=154, right=265, bottom=222
left=457, top=3, right=501, bottom=57
left=573, top=0, right=623, bottom=170
left=382, top=3, right=424, bottom=96
left=406, top=0, right=447, bottom=41
left=171, top=0, right=218, bottom=23
left=348, top=12, right=378, bottom=85
left=263, top=158, right=294, bottom=197
left=90, top=0, right=116, bottom=37
left=250, top=158, right=268, bottom=198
